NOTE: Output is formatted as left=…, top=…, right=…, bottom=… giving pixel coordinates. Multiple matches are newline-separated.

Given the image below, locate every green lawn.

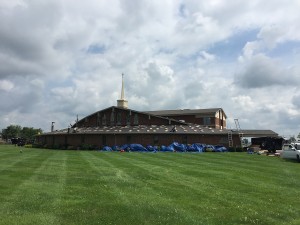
left=0, top=145, right=300, bottom=225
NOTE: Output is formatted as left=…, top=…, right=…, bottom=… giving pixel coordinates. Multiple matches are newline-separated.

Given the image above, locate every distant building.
left=36, top=75, right=279, bottom=149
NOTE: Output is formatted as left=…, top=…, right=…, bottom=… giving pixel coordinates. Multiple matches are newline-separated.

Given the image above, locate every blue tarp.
left=102, top=146, right=112, bottom=151
left=214, top=145, right=228, bottom=152
left=169, top=142, right=187, bottom=152
left=205, top=145, right=215, bottom=152
left=186, top=143, right=205, bottom=152
left=120, top=144, right=130, bottom=151
left=128, top=144, right=148, bottom=152
left=146, top=145, right=158, bottom=152
left=102, top=142, right=227, bottom=153
left=112, top=145, right=120, bottom=151
left=160, top=145, right=174, bottom=152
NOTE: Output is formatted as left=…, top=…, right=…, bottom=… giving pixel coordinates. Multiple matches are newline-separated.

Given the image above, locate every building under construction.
left=36, top=75, right=279, bottom=149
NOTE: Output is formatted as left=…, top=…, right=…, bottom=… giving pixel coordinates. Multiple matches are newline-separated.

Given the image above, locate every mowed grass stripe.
left=107, top=152, right=299, bottom=224
left=0, top=149, right=51, bottom=201
left=71, top=151, right=197, bottom=225
left=97, top=152, right=241, bottom=224
left=56, top=151, right=139, bottom=225
left=0, top=149, right=67, bottom=225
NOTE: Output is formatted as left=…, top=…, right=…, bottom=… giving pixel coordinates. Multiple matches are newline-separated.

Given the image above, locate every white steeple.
left=117, top=73, right=128, bottom=108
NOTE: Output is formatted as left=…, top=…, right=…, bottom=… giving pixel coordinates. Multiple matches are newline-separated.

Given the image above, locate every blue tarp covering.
left=101, top=142, right=227, bottom=153
left=128, top=144, right=148, bottom=152
left=205, top=145, right=215, bottom=152
left=169, top=142, right=187, bottom=152
left=214, top=145, right=228, bottom=152
left=120, top=144, right=130, bottom=151
left=186, top=143, right=205, bottom=152
left=146, top=145, right=158, bottom=152
left=160, top=145, right=174, bottom=152
left=112, top=145, right=120, bottom=151
left=102, top=146, right=112, bottom=151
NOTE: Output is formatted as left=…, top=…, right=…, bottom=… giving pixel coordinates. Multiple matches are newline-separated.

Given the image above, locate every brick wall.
left=37, top=132, right=241, bottom=149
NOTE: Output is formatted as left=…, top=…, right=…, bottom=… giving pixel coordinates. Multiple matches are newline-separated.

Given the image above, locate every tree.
left=1, top=125, right=22, bottom=141
left=1, top=125, right=42, bottom=141
left=20, top=127, right=43, bottom=140
left=288, top=136, right=296, bottom=143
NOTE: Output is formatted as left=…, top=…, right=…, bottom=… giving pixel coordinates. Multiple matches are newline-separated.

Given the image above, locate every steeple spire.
left=117, top=73, right=128, bottom=108
left=121, top=73, right=125, bottom=100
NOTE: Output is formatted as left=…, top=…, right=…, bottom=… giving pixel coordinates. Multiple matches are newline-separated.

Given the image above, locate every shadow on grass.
left=280, top=158, right=300, bottom=164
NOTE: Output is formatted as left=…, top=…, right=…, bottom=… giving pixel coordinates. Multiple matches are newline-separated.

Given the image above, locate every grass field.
left=0, top=145, right=300, bottom=225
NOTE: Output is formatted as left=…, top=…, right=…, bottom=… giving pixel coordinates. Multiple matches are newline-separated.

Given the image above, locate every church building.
left=36, top=75, right=278, bottom=149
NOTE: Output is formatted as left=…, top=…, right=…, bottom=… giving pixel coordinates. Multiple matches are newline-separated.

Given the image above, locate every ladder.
left=228, top=130, right=233, bottom=147
left=234, top=119, right=244, bottom=147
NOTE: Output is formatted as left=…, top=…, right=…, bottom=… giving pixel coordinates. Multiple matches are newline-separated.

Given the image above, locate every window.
left=203, top=117, right=211, bottom=125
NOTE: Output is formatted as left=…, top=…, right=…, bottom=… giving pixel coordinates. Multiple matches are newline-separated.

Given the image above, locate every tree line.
left=1, top=125, right=43, bottom=141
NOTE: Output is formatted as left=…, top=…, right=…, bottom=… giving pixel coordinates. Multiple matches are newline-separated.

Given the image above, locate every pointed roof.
left=117, top=73, right=128, bottom=108
left=120, top=73, right=125, bottom=100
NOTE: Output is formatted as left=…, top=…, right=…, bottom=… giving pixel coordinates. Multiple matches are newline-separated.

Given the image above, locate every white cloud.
left=1, top=0, right=300, bottom=136
left=0, top=80, right=14, bottom=91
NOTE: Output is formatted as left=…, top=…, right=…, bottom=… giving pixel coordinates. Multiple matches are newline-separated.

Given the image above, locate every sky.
left=0, top=0, right=300, bottom=138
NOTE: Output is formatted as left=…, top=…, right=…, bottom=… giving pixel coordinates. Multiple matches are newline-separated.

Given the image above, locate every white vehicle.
left=281, top=143, right=300, bottom=162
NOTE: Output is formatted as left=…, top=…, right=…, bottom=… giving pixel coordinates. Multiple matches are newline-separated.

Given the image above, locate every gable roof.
left=73, top=106, right=190, bottom=128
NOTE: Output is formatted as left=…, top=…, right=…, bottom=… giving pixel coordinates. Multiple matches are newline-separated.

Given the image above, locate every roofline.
left=144, top=108, right=227, bottom=119
left=73, top=106, right=190, bottom=128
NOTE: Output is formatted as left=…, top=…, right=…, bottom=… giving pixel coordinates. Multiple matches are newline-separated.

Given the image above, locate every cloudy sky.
left=1, top=0, right=300, bottom=137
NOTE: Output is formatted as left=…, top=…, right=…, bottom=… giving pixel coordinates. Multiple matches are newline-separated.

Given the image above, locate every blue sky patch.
left=208, top=29, right=259, bottom=61
left=87, top=44, right=106, bottom=54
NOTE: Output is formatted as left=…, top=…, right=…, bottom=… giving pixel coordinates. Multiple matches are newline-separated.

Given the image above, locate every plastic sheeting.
left=128, top=144, right=148, bottom=152
left=214, top=145, right=228, bottom=152
left=169, top=142, right=187, bottom=152
left=102, top=142, right=227, bottom=152
left=146, top=145, right=159, bottom=152
left=160, top=145, right=174, bottom=152
left=186, top=143, right=205, bottom=152
left=102, top=146, right=112, bottom=151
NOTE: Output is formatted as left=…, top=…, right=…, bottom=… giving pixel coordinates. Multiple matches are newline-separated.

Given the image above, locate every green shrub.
left=24, top=144, right=33, bottom=148
left=67, top=146, right=76, bottom=150
left=228, top=147, right=244, bottom=152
